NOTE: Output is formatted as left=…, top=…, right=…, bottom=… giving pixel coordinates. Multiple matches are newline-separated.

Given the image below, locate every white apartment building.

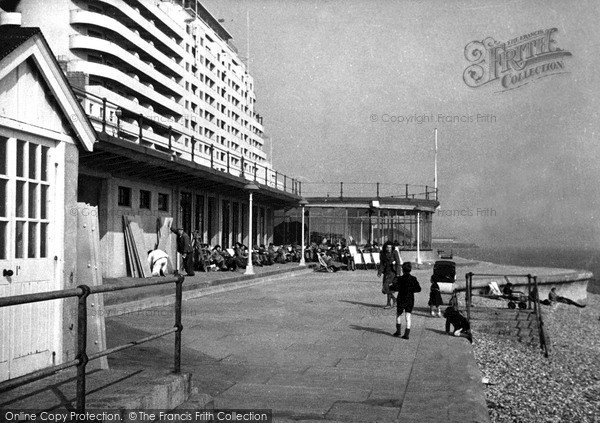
left=16, top=0, right=302, bottom=278
left=21, top=0, right=268, bottom=174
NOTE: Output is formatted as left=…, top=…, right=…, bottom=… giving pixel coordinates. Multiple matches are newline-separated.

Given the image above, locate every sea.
left=455, top=247, right=600, bottom=295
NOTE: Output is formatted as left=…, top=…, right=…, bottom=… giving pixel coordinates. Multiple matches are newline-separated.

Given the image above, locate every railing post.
left=253, top=163, right=257, bottom=181
left=426, top=185, right=429, bottom=200
left=264, top=166, right=267, bottom=185
left=340, top=182, right=343, bottom=198
left=227, top=151, right=230, bottom=173
left=174, top=275, right=184, bottom=373
left=405, top=184, right=409, bottom=198
left=532, top=275, right=549, bottom=358
left=527, top=274, right=532, bottom=310
left=465, top=272, right=472, bottom=322
left=299, top=181, right=302, bottom=196
left=101, top=97, right=107, bottom=133
left=76, top=285, right=91, bottom=413
left=275, top=171, right=278, bottom=189
left=284, top=175, right=287, bottom=192
left=376, top=182, right=380, bottom=199
left=210, top=145, right=214, bottom=169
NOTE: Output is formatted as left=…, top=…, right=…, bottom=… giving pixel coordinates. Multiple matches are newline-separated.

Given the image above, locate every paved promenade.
left=106, top=267, right=490, bottom=422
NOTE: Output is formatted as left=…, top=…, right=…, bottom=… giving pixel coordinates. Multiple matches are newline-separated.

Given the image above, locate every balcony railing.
left=301, top=182, right=438, bottom=201
left=73, top=87, right=301, bottom=196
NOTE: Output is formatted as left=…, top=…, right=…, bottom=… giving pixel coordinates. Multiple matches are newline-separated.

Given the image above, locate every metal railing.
left=465, top=272, right=549, bottom=358
left=0, top=275, right=185, bottom=411
left=301, top=182, right=438, bottom=201
left=72, top=87, right=301, bottom=195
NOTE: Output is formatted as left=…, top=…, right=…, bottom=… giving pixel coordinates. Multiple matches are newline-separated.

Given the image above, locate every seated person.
left=546, top=288, right=586, bottom=308
left=267, top=243, right=278, bottom=264
left=321, top=252, right=345, bottom=272
left=233, top=242, right=248, bottom=269
left=210, top=245, right=228, bottom=271
left=275, top=246, right=287, bottom=264
left=251, top=245, right=263, bottom=267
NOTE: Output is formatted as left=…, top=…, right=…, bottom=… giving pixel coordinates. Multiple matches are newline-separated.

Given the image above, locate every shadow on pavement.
left=425, top=327, right=448, bottom=335
left=340, top=300, right=386, bottom=308
left=349, top=324, right=394, bottom=336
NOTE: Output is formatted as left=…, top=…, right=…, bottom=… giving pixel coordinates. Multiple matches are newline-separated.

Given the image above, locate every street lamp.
left=298, top=198, right=308, bottom=266
left=414, top=207, right=422, bottom=265
left=244, top=182, right=259, bottom=275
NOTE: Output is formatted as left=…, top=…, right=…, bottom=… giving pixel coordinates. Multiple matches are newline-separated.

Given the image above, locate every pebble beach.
left=472, top=291, right=600, bottom=423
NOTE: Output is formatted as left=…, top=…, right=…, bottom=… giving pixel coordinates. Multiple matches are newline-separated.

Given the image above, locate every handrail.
left=72, top=87, right=301, bottom=196
left=301, top=182, right=438, bottom=201
left=465, top=272, right=548, bottom=358
left=0, top=275, right=185, bottom=412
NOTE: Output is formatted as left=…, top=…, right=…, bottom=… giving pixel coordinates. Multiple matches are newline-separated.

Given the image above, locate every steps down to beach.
left=469, top=308, right=545, bottom=346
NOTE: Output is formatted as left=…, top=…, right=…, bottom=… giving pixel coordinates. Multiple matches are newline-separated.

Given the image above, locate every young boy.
left=443, top=306, right=473, bottom=343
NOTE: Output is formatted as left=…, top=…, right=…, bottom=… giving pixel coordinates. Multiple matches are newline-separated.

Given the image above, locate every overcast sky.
left=204, top=0, right=600, bottom=248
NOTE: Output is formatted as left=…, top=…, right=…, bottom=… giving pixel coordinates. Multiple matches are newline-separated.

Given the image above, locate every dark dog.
left=443, top=306, right=473, bottom=343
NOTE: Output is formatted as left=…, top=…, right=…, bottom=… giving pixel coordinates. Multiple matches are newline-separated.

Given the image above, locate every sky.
left=204, top=0, right=600, bottom=249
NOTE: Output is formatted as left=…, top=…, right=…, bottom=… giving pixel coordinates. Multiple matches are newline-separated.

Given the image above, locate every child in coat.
left=428, top=277, right=443, bottom=317
left=443, top=306, right=473, bottom=343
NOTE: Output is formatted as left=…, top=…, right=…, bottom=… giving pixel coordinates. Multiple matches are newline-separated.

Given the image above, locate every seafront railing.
left=465, top=272, right=549, bottom=358
left=0, top=275, right=185, bottom=412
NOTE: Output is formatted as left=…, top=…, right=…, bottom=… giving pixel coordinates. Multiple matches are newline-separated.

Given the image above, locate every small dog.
left=443, top=306, right=473, bottom=343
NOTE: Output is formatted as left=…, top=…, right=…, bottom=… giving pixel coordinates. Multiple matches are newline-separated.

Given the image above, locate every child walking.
left=393, top=262, right=421, bottom=340
left=428, top=276, right=443, bottom=317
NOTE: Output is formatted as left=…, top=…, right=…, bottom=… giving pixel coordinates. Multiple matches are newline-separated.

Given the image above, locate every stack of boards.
left=123, top=216, right=173, bottom=278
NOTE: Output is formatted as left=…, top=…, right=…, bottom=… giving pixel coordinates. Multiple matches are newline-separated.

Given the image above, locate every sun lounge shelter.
left=274, top=183, right=439, bottom=261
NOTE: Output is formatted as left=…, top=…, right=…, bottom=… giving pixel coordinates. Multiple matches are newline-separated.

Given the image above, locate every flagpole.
left=434, top=128, right=438, bottom=201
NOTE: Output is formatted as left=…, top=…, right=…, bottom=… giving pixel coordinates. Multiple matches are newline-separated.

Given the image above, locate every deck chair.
left=362, top=252, right=374, bottom=269
left=394, top=247, right=404, bottom=265
left=371, top=251, right=381, bottom=269
left=348, top=245, right=364, bottom=270
left=316, top=253, right=334, bottom=272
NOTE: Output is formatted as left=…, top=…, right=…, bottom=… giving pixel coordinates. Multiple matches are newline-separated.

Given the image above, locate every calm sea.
left=456, top=247, right=600, bottom=294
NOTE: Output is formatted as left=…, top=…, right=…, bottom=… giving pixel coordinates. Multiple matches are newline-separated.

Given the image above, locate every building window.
left=118, top=186, right=131, bottom=207
left=139, top=190, right=151, bottom=209
left=158, top=193, right=169, bottom=211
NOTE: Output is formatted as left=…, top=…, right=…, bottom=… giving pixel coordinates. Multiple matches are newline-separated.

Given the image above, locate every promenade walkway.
left=105, top=267, right=490, bottom=422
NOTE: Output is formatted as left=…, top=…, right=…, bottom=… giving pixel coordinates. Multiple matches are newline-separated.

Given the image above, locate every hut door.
left=0, top=136, right=60, bottom=381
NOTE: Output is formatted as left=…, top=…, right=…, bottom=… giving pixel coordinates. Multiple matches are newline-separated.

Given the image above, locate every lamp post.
left=298, top=198, right=308, bottom=266
left=414, top=207, right=422, bottom=265
left=244, top=182, right=259, bottom=275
